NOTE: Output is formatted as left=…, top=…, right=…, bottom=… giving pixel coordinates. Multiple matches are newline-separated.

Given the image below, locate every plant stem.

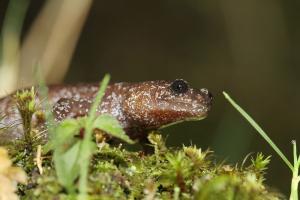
left=290, top=141, right=299, bottom=200
left=78, top=74, right=110, bottom=200
left=290, top=173, right=299, bottom=200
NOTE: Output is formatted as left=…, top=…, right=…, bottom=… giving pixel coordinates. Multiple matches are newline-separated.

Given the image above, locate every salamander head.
left=123, top=79, right=213, bottom=129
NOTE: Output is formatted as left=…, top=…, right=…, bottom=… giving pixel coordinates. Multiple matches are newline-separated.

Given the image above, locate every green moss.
left=3, top=132, right=283, bottom=200
left=13, top=87, right=43, bottom=151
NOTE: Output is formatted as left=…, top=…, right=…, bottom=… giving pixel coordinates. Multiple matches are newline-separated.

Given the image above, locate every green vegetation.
left=224, top=92, right=300, bottom=200
left=9, top=133, right=283, bottom=200
left=14, top=87, right=37, bottom=149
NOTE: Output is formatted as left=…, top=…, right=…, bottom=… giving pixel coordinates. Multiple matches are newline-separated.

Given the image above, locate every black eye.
left=170, top=79, right=189, bottom=94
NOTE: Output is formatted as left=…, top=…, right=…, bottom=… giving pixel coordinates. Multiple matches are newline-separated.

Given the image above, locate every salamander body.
left=0, top=79, right=212, bottom=144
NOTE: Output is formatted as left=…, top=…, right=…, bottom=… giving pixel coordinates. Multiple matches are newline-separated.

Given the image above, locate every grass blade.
left=78, top=74, right=110, bottom=199
left=223, top=91, right=293, bottom=171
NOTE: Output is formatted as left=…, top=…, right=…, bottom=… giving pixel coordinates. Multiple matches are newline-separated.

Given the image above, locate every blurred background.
left=0, top=0, right=299, bottom=195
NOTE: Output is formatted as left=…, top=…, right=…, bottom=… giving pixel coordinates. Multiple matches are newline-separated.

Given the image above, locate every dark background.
left=1, top=0, right=300, bottom=195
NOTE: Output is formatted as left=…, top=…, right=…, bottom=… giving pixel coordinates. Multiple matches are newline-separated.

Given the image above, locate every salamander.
left=0, top=79, right=212, bottom=144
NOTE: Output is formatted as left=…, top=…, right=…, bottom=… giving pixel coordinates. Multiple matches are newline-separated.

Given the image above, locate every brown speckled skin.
left=0, top=80, right=212, bottom=144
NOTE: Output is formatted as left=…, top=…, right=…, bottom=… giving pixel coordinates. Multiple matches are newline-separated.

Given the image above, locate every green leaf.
left=54, top=141, right=81, bottom=193
left=44, top=118, right=81, bottom=153
left=78, top=140, right=97, bottom=165
left=93, top=114, right=134, bottom=144
left=88, top=74, right=111, bottom=121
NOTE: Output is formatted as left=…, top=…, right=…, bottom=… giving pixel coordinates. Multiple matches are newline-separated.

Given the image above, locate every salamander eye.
left=170, top=79, right=189, bottom=94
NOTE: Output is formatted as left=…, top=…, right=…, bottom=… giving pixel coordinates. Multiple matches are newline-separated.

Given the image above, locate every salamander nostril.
left=200, top=88, right=209, bottom=94
left=199, top=88, right=213, bottom=105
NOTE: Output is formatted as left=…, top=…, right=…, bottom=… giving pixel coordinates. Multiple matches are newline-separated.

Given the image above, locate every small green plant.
left=44, top=74, right=134, bottom=197
left=248, top=152, right=271, bottom=183
left=223, top=91, right=300, bottom=200
left=14, top=87, right=37, bottom=150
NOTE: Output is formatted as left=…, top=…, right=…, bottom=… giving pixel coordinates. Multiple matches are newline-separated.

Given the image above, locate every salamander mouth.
left=158, top=114, right=208, bottom=130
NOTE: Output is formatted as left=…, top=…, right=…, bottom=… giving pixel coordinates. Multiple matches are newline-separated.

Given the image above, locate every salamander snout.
left=199, top=88, right=213, bottom=109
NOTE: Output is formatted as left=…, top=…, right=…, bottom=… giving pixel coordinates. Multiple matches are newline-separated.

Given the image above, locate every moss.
left=14, top=87, right=36, bottom=147
left=1, top=132, right=283, bottom=200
